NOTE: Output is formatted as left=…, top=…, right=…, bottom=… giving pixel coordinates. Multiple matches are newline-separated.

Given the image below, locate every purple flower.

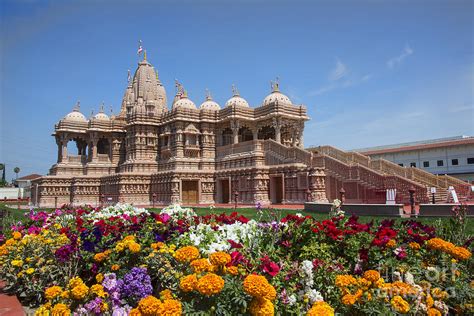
left=102, top=273, right=118, bottom=292
left=55, top=244, right=77, bottom=262
left=119, top=268, right=153, bottom=304
left=84, top=297, right=103, bottom=314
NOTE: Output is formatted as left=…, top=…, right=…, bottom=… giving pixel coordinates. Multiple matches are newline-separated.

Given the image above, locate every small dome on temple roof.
left=225, top=85, right=250, bottom=108
left=263, top=79, right=292, bottom=105
left=63, top=101, right=87, bottom=122
left=172, top=92, right=197, bottom=110
left=93, top=103, right=110, bottom=120
left=200, top=90, right=220, bottom=111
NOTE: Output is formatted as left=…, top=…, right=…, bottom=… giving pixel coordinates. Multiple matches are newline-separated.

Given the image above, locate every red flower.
left=260, top=255, right=280, bottom=277
left=228, top=239, right=243, bottom=249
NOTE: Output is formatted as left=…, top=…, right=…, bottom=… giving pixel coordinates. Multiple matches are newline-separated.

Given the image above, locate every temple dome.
left=94, top=112, right=110, bottom=120
left=225, top=85, right=249, bottom=107
left=263, top=80, right=291, bottom=105
left=200, top=91, right=220, bottom=111
left=63, top=102, right=87, bottom=122
left=263, top=91, right=291, bottom=105
left=172, top=94, right=197, bottom=110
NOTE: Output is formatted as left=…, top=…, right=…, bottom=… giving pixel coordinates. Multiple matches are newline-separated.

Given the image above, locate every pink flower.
left=260, top=255, right=280, bottom=277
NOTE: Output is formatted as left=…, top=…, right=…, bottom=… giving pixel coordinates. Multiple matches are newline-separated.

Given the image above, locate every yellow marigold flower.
left=90, top=284, right=107, bottom=298
left=409, top=242, right=421, bottom=250
left=96, top=273, right=104, bottom=283
left=357, top=277, right=372, bottom=290
left=17, top=272, right=24, bottom=278
left=69, top=276, right=84, bottom=289
left=160, top=289, right=173, bottom=300
left=227, top=266, right=239, bottom=276
left=196, top=273, right=225, bottom=296
left=11, top=259, right=23, bottom=267
left=391, top=281, right=416, bottom=296
left=307, top=301, right=335, bottom=316
left=71, top=283, right=89, bottom=300
left=12, top=231, right=22, bottom=240
left=45, top=286, right=62, bottom=300
left=60, top=291, right=70, bottom=299
left=159, top=299, right=182, bottom=316
left=209, top=251, right=231, bottom=266
left=391, top=295, right=410, bottom=314
left=249, top=297, right=274, bottom=316
left=335, top=275, right=357, bottom=288
left=138, top=295, right=162, bottom=315
left=190, top=258, right=213, bottom=273
left=180, top=274, right=198, bottom=292
left=124, top=235, right=136, bottom=241
left=111, top=264, right=120, bottom=271
left=243, top=274, right=276, bottom=300
left=427, top=308, right=442, bottom=316
left=363, top=270, right=380, bottom=283
left=35, top=303, right=52, bottom=316
left=26, top=268, right=35, bottom=275
left=51, top=303, right=70, bottom=315
left=115, top=242, right=125, bottom=252
left=174, top=246, right=200, bottom=262
left=129, top=242, right=141, bottom=253
left=101, top=302, right=109, bottom=312
left=386, top=239, right=397, bottom=248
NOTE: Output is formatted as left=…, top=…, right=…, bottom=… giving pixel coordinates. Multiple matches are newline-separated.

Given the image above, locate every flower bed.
left=0, top=203, right=472, bottom=315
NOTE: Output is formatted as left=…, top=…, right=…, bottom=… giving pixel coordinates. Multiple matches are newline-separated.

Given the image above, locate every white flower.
left=295, top=213, right=303, bottom=218
left=288, top=295, right=297, bottom=306
left=404, top=272, right=415, bottom=285
left=308, top=289, right=323, bottom=304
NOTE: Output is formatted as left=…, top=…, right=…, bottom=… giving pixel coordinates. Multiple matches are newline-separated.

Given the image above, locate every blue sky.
left=0, top=0, right=473, bottom=180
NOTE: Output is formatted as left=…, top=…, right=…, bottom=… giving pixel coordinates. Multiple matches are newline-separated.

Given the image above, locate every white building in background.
left=354, top=136, right=474, bottom=182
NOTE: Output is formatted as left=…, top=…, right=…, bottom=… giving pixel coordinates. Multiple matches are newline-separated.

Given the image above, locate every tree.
left=0, top=163, right=5, bottom=187
left=13, top=167, right=20, bottom=180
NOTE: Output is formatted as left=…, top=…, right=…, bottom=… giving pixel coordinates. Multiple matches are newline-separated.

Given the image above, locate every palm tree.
left=13, top=167, right=20, bottom=180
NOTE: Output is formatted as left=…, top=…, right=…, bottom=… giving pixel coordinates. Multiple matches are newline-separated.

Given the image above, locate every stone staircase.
left=262, top=140, right=471, bottom=203
left=310, top=145, right=472, bottom=203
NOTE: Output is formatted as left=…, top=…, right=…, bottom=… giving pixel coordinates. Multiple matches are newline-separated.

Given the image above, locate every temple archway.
left=222, top=128, right=233, bottom=146
left=258, top=126, right=275, bottom=140
left=239, top=127, right=253, bottom=142
left=97, top=138, right=110, bottom=155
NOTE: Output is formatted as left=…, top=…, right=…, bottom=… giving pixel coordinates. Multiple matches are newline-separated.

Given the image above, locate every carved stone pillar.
left=56, top=138, right=62, bottom=163
left=91, top=135, right=98, bottom=162
left=273, top=117, right=281, bottom=143
left=308, top=168, right=328, bottom=202
left=61, top=138, right=68, bottom=162
left=253, top=129, right=258, bottom=141
left=231, top=120, right=239, bottom=144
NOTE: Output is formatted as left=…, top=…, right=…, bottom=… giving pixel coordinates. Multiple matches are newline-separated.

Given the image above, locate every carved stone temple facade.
left=32, top=54, right=328, bottom=207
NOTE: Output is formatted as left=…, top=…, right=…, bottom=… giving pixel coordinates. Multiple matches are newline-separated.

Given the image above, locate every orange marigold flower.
left=51, top=303, right=70, bottom=315
left=363, top=270, right=380, bottom=283
left=427, top=308, right=442, bottom=316
left=129, top=308, right=142, bottom=316
left=159, top=299, right=182, bottom=316
left=409, top=242, right=421, bottom=250
left=190, top=258, right=212, bottom=273
left=138, top=295, right=161, bottom=316
left=12, top=231, right=22, bottom=240
left=128, top=242, right=141, bottom=253
left=335, top=275, right=357, bottom=288
left=71, top=283, right=89, bottom=300
left=243, top=274, right=276, bottom=300
left=226, top=266, right=239, bottom=276
left=94, top=252, right=107, bottom=262
left=174, top=246, right=200, bottom=262
left=151, top=242, right=165, bottom=250
left=196, top=273, right=225, bottom=296
left=386, top=239, right=397, bottom=248
left=342, top=294, right=357, bottom=306
left=45, top=286, right=62, bottom=300
left=426, top=294, right=434, bottom=308
left=391, top=295, right=410, bottom=314
left=180, top=274, right=198, bottom=292
left=68, top=277, right=84, bottom=289
left=451, top=246, right=472, bottom=260
left=307, top=301, right=335, bottom=316
left=249, top=297, right=274, bottom=316
left=160, top=289, right=173, bottom=300
left=209, top=252, right=231, bottom=266
left=111, top=264, right=120, bottom=271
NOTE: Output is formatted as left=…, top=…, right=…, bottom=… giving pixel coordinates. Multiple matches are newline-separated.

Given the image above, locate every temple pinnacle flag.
left=137, top=40, right=143, bottom=55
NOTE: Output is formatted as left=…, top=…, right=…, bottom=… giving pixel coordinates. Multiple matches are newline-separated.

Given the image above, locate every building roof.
left=16, top=173, right=42, bottom=181
left=353, top=136, right=474, bottom=155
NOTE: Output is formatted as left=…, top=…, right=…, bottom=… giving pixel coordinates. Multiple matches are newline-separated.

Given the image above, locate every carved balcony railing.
left=67, top=155, right=87, bottom=164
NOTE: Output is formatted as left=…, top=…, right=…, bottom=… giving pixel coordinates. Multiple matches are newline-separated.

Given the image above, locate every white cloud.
left=387, top=45, right=414, bottom=69
left=308, top=84, right=337, bottom=96
left=329, top=59, right=348, bottom=81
